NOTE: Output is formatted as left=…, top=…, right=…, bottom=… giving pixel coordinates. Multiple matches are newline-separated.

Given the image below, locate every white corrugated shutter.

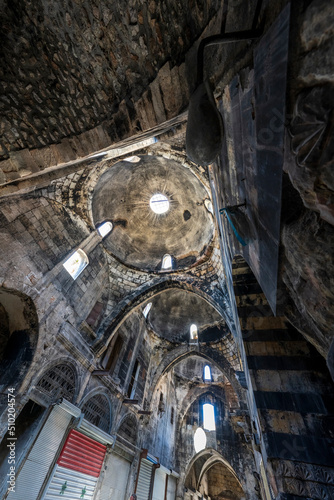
left=152, top=467, right=166, bottom=500
left=42, top=465, right=98, bottom=499
left=7, top=404, right=72, bottom=500
left=136, top=458, right=153, bottom=500
left=166, top=476, right=176, bottom=500
left=97, top=452, right=131, bottom=500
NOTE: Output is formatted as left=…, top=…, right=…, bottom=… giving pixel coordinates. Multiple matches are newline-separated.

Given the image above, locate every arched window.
left=82, top=394, right=111, bottom=433
left=204, top=365, right=212, bottom=381
left=63, top=249, right=88, bottom=280
left=203, top=403, right=215, bottom=431
left=194, top=427, right=207, bottom=453
left=118, top=414, right=138, bottom=445
left=123, top=155, right=141, bottom=163
left=204, top=198, right=214, bottom=214
left=190, top=324, right=198, bottom=340
left=143, top=302, right=152, bottom=318
left=161, top=254, right=172, bottom=270
left=36, top=364, right=76, bottom=402
left=97, top=221, right=113, bottom=238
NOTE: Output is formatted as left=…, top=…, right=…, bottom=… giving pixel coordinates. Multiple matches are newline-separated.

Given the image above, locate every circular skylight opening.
left=150, top=193, right=169, bottom=214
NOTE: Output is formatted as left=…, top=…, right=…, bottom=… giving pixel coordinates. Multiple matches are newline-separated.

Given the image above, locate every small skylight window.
left=150, top=193, right=170, bottom=214
left=204, top=365, right=212, bottom=381
left=143, top=302, right=152, bottom=318
left=161, top=254, right=172, bottom=270
left=204, top=199, right=214, bottom=214
left=203, top=403, right=215, bottom=431
left=63, top=249, right=89, bottom=280
left=194, top=427, right=207, bottom=453
left=97, top=221, right=113, bottom=238
left=190, top=324, right=198, bottom=340
left=123, top=156, right=141, bottom=163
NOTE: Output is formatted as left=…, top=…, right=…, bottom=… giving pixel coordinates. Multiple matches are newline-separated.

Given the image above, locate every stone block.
left=158, top=61, right=176, bottom=119
left=149, top=78, right=166, bottom=123
left=30, top=146, right=58, bottom=171
left=51, top=138, right=77, bottom=164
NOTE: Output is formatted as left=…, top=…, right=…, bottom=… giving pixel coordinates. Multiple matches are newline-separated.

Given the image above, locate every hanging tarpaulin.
left=42, top=430, right=106, bottom=500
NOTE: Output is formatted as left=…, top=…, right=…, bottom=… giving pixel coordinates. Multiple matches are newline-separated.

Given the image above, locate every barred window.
left=82, top=394, right=112, bottom=433
left=36, top=364, right=76, bottom=402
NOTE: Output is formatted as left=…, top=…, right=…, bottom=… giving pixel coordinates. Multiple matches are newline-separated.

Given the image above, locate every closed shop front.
left=152, top=467, right=167, bottom=500
left=98, top=452, right=131, bottom=500
left=136, top=458, right=154, bottom=500
left=42, top=429, right=107, bottom=500
left=8, top=401, right=79, bottom=500
left=166, top=476, right=177, bottom=500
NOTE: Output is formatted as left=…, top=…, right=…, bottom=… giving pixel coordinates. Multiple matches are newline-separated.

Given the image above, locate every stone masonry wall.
left=0, top=0, right=224, bottom=181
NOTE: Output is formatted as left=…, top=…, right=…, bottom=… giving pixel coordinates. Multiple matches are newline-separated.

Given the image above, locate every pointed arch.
left=81, top=392, right=112, bottom=433
left=93, top=277, right=233, bottom=357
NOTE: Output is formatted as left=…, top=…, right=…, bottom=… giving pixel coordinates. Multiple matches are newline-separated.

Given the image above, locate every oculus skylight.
left=150, top=193, right=170, bottom=214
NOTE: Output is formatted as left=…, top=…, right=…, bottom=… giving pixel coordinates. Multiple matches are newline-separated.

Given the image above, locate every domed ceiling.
left=92, top=155, right=214, bottom=271
left=143, top=289, right=226, bottom=342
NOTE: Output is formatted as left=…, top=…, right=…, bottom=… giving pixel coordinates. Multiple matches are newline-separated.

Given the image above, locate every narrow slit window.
left=97, top=221, right=113, bottom=238
left=103, top=335, right=124, bottom=373
left=127, top=360, right=140, bottom=399
left=143, top=302, right=152, bottom=318
left=63, top=249, right=88, bottom=280
left=161, top=254, right=172, bottom=270
left=203, top=403, right=215, bottom=431
left=204, top=365, right=212, bottom=381
left=171, top=407, right=174, bottom=425
left=190, top=324, right=198, bottom=340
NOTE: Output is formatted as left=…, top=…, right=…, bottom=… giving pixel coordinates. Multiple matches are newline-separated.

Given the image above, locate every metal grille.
left=36, top=364, right=76, bottom=402
left=82, top=394, right=111, bottom=433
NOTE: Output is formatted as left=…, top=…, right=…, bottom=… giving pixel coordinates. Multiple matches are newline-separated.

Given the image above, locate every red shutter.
left=57, top=429, right=106, bottom=477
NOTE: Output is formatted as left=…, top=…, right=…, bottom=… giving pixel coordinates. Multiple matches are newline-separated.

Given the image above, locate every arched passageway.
left=0, top=287, right=38, bottom=393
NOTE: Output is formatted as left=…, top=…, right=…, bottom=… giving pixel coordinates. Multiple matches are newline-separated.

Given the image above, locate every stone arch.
left=178, top=385, right=231, bottom=425
left=0, top=287, right=38, bottom=393
left=93, top=277, right=232, bottom=356
left=148, top=346, right=245, bottom=408
left=184, top=449, right=245, bottom=499
left=117, top=413, right=138, bottom=446
left=80, top=390, right=112, bottom=433
left=32, top=359, right=78, bottom=406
